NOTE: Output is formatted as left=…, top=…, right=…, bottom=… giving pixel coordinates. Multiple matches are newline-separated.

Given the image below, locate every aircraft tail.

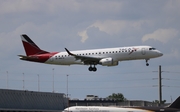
left=21, top=34, right=49, bottom=56
left=168, top=96, right=180, bottom=109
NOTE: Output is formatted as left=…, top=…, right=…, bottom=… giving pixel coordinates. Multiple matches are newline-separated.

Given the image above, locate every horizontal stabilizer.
left=18, top=55, right=37, bottom=60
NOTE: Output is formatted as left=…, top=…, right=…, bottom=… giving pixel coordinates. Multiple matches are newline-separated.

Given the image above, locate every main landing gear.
left=145, top=59, right=149, bottom=66
left=88, top=65, right=97, bottom=72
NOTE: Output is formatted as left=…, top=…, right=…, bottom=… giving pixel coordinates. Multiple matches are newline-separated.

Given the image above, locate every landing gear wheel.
left=88, top=65, right=97, bottom=72
left=88, top=66, right=93, bottom=71
left=92, top=67, right=97, bottom=72
left=145, top=59, right=149, bottom=66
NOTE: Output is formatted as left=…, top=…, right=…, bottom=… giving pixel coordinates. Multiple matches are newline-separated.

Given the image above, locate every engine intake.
left=99, top=58, right=118, bottom=66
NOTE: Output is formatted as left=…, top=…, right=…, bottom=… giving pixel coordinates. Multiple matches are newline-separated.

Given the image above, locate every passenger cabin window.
left=149, top=48, right=156, bottom=50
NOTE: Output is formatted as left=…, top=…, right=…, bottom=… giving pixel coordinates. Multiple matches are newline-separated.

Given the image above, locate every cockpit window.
left=149, top=48, right=156, bottom=50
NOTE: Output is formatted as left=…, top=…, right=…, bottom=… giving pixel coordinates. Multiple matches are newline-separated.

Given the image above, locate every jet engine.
left=99, top=58, right=118, bottom=66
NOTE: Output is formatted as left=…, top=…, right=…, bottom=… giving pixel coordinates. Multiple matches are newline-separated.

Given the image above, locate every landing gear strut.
left=146, top=59, right=149, bottom=66
left=88, top=65, right=97, bottom=72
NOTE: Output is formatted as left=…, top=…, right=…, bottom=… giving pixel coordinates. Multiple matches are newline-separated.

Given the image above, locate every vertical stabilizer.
left=168, top=96, right=180, bottom=109
left=21, top=34, right=49, bottom=56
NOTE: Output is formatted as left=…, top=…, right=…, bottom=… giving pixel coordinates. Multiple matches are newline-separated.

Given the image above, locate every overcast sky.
left=0, top=0, right=180, bottom=103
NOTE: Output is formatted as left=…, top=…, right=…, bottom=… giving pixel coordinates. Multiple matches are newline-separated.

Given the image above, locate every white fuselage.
left=63, top=106, right=153, bottom=112
left=45, top=46, right=162, bottom=66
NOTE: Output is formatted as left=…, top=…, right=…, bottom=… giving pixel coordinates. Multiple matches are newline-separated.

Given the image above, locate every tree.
left=106, top=93, right=127, bottom=102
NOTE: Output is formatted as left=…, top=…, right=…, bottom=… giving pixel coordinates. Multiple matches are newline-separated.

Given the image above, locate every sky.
left=0, top=0, right=180, bottom=103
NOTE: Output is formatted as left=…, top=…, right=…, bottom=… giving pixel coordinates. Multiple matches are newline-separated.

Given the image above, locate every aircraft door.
left=49, top=55, right=54, bottom=62
left=141, top=48, right=146, bottom=55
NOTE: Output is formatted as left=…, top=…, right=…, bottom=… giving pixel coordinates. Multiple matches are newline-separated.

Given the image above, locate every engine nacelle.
left=99, top=58, right=118, bottom=66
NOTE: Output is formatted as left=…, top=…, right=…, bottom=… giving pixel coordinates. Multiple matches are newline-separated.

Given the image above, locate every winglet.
left=65, top=48, right=75, bottom=56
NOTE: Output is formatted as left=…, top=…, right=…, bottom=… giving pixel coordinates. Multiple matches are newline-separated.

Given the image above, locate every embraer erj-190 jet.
left=18, top=34, right=163, bottom=72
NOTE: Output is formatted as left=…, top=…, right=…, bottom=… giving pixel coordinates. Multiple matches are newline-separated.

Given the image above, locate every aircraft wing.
left=65, top=48, right=103, bottom=65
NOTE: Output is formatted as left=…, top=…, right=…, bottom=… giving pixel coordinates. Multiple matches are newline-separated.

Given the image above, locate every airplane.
left=18, top=34, right=163, bottom=72
left=63, top=96, right=180, bottom=112
left=63, top=106, right=150, bottom=112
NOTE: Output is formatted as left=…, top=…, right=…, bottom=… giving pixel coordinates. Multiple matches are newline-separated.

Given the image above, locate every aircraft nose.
left=158, top=52, right=163, bottom=57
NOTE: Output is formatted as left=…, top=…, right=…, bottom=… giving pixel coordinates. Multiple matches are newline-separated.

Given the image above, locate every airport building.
left=0, top=90, right=167, bottom=111
left=69, top=99, right=159, bottom=107
left=69, top=95, right=159, bottom=107
left=0, top=89, right=68, bottom=111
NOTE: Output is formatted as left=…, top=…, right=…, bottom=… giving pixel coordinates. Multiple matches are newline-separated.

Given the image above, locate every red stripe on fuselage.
left=26, top=52, right=58, bottom=63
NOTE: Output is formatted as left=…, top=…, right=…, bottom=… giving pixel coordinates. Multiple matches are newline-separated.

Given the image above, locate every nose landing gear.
left=146, top=59, right=149, bottom=66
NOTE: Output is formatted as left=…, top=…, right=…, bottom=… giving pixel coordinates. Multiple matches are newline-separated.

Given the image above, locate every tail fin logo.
left=21, top=34, right=49, bottom=56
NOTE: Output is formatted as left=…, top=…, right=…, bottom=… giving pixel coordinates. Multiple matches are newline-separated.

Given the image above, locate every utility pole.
left=67, top=74, right=68, bottom=98
left=23, top=73, right=25, bottom=90
left=37, top=74, right=40, bottom=92
left=67, top=74, right=69, bottom=112
left=6, top=71, right=8, bottom=89
left=52, top=68, right=54, bottom=93
left=159, top=65, right=162, bottom=106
